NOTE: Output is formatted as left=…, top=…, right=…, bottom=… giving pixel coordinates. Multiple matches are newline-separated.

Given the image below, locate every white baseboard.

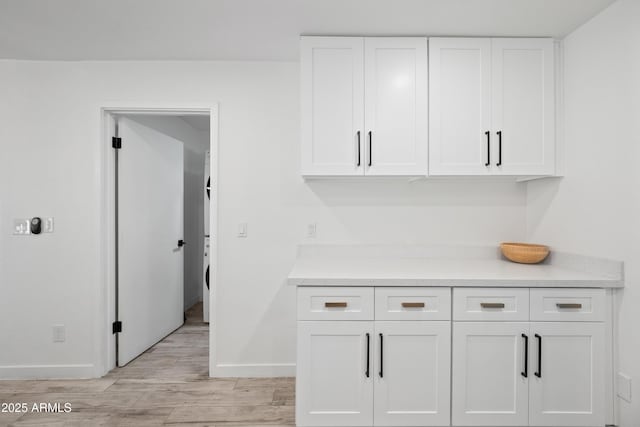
left=212, top=363, right=295, bottom=378
left=0, top=364, right=96, bottom=380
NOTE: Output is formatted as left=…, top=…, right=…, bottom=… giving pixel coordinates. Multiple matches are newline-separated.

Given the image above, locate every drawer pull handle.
left=402, top=302, right=425, bottom=308
left=556, top=303, right=582, bottom=309
left=480, top=302, right=505, bottom=309
left=325, top=302, right=347, bottom=308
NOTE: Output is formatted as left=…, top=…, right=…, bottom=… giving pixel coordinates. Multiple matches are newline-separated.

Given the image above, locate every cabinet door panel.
left=452, top=322, right=529, bottom=426
left=429, top=38, right=492, bottom=175
left=296, top=321, right=373, bottom=426
left=491, top=38, right=555, bottom=175
left=374, top=321, right=451, bottom=426
left=364, top=38, right=428, bottom=176
left=301, top=37, right=364, bottom=176
left=529, top=322, right=605, bottom=426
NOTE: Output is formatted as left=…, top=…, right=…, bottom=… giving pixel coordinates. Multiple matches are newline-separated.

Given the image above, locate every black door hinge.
left=112, top=321, right=122, bottom=334
left=112, top=137, right=122, bottom=149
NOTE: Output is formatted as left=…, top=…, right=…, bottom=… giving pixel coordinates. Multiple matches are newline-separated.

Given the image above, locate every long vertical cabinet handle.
left=484, top=131, right=491, bottom=166
left=535, top=334, right=542, bottom=378
left=357, top=131, right=361, bottom=167
left=496, top=131, right=502, bottom=167
left=365, top=333, right=370, bottom=378
left=521, top=334, right=528, bottom=378
left=368, top=131, right=373, bottom=167
left=378, top=333, right=384, bottom=378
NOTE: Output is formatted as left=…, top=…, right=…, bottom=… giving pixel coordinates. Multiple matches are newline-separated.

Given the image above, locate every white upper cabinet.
left=364, top=38, right=428, bottom=176
left=492, top=39, right=555, bottom=175
left=301, top=36, right=428, bottom=176
left=429, top=38, right=492, bottom=175
left=301, top=37, right=365, bottom=176
left=429, top=38, right=555, bottom=176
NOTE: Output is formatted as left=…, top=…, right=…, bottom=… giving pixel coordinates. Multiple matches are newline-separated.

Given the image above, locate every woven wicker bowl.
left=500, top=242, right=550, bottom=264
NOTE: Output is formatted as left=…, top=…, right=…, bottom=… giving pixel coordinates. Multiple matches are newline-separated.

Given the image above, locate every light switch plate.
left=237, top=223, right=247, bottom=238
left=52, top=325, right=66, bottom=343
left=44, top=217, right=54, bottom=233
left=307, top=223, right=317, bottom=238
left=13, top=219, right=30, bottom=235
left=618, top=372, right=632, bottom=403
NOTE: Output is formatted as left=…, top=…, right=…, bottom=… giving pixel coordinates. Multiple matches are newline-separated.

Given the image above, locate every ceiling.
left=0, top=0, right=616, bottom=61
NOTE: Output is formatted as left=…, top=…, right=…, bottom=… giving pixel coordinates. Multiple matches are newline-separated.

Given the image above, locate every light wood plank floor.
left=0, top=303, right=295, bottom=426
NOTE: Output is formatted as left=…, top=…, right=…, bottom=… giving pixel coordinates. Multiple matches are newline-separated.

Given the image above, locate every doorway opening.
left=101, top=106, right=217, bottom=375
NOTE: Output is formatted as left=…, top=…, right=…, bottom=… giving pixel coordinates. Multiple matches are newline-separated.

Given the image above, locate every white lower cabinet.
left=374, top=321, right=451, bottom=426
left=451, top=287, right=606, bottom=427
left=452, top=322, right=529, bottom=426
left=296, top=321, right=373, bottom=427
left=452, top=322, right=605, bottom=427
left=296, top=287, right=451, bottom=427
left=296, top=320, right=451, bottom=427
left=296, top=287, right=608, bottom=427
left=528, top=322, right=605, bottom=427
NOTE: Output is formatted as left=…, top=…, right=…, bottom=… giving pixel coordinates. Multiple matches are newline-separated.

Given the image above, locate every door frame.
left=96, top=103, right=219, bottom=376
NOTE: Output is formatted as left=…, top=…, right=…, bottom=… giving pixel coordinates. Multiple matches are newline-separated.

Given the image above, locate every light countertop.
left=288, top=246, right=624, bottom=288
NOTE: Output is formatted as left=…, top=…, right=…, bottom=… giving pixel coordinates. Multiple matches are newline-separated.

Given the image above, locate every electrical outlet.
left=618, top=373, right=632, bottom=402
left=307, top=223, right=317, bottom=238
left=52, top=325, right=66, bottom=343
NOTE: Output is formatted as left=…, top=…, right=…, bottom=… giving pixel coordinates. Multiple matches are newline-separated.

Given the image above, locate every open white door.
left=117, top=117, right=184, bottom=366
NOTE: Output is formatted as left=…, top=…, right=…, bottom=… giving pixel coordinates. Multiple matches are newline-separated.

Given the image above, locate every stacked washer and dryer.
left=203, top=151, right=210, bottom=323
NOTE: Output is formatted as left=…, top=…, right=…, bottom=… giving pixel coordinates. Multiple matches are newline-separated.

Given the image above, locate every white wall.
left=0, top=60, right=526, bottom=378
left=122, top=115, right=209, bottom=311
left=526, top=0, right=640, bottom=424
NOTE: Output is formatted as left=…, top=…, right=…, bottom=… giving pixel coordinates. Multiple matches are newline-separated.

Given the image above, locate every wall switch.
left=52, top=325, right=66, bottom=343
left=13, top=219, right=30, bottom=235
left=44, top=217, right=54, bottom=233
left=307, top=223, right=317, bottom=238
left=618, top=373, right=632, bottom=402
left=237, top=223, right=248, bottom=238
left=13, top=218, right=53, bottom=234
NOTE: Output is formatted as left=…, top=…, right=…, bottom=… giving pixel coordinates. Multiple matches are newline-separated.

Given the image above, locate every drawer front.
left=297, top=287, right=374, bottom=320
left=375, top=287, right=451, bottom=320
left=453, top=288, right=529, bottom=321
left=530, top=288, right=606, bottom=322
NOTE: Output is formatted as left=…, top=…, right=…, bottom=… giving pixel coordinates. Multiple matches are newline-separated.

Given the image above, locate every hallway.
left=0, top=304, right=295, bottom=426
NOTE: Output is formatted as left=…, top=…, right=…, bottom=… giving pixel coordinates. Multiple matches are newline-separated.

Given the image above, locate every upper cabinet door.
left=364, top=38, right=428, bottom=176
left=301, top=37, right=365, bottom=176
left=491, top=38, right=555, bottom=175
left=429, top=38, right=492, bottom=175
